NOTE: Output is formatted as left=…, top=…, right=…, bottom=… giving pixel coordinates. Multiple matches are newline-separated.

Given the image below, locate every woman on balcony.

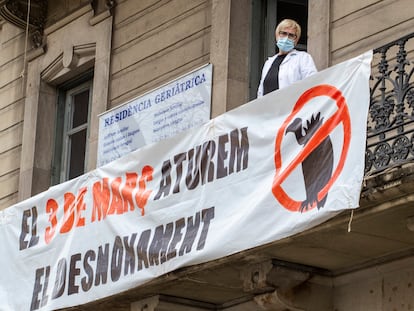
left=257, top=19, right=317, bottom=98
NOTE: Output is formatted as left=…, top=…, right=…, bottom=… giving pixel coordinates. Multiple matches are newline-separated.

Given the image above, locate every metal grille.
left=365, top=33, right=414, bottom=176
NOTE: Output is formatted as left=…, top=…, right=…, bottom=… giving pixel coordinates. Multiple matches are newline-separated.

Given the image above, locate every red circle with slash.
left=272, top=84, right=351, bottom=212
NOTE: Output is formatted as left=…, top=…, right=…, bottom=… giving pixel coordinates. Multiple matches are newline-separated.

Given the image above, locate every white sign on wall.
left=97, top=63, right=213, bottom=166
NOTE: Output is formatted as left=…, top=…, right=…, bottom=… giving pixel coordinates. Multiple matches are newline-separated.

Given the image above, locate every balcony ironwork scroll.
left=365, top=32, right=414, bottom=176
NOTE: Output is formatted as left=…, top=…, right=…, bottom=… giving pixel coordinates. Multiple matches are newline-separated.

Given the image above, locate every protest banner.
left=0, top=51, right=372, bottom=311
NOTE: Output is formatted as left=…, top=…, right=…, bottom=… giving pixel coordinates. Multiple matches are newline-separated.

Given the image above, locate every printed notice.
left=97, top=64, right=212, bottom=166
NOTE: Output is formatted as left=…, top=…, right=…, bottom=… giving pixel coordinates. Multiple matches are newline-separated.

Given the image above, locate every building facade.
left=1, top=0, right=414, bottom=310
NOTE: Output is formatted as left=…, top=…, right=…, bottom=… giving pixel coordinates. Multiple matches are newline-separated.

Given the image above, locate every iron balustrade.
left=365, top=32, right=414, bottom=176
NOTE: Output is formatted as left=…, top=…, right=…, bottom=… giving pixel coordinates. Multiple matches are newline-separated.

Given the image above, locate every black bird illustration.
left=286, top=113, right=334, bottom=212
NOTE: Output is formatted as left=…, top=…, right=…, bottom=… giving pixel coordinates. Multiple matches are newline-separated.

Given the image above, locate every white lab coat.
left=257, top=49, right=317, bottom=98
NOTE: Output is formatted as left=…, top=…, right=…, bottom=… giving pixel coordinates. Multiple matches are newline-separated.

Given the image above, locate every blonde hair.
left=275, top=19, right=301, bottom=41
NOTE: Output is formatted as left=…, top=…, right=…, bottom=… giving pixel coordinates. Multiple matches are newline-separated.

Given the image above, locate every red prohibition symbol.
left=272, top=84, right=351, bottom=212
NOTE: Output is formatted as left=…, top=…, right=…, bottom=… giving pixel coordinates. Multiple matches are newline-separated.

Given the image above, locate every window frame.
left=52, top=74, right=93, bottom=185
left=249, top=0, right=309, bottom=100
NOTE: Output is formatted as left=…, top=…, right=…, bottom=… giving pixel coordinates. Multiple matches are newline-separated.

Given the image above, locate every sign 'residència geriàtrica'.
left=97, top=64, right=212, bottom=166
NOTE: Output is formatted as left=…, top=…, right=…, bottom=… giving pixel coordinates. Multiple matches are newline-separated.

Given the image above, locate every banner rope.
left=347, top=209, right=354, bottom=232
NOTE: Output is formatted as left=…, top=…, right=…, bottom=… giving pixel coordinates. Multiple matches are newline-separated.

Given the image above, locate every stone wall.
left=0, top=20, right=24, bottom=210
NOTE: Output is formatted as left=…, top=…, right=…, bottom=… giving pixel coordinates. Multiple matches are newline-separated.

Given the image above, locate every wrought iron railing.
left=365, top=32, right=414, bottom=176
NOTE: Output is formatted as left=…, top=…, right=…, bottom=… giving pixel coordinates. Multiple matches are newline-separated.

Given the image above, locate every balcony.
left=67, top=34, right=414, bottom=311
left=366, top=32, right=414, bottom=175
left=363, top=33, right=414, bottom=205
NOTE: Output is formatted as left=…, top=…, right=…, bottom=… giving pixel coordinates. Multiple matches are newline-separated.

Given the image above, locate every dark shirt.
left=263, top=54, right=287, bottom=95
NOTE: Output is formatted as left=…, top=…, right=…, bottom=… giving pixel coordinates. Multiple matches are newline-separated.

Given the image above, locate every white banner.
left=97, top=64, right=212, bottom=167
left=0, top=51, right=372, bottom=311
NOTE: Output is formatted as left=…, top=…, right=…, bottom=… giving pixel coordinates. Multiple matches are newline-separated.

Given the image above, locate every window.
left=52, top=75, right=93, bottom=184
left=249, top=0, right=309, bottom=100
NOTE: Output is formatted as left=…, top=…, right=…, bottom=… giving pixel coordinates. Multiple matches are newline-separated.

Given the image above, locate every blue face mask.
left=277, top=37, right=295, bottom=52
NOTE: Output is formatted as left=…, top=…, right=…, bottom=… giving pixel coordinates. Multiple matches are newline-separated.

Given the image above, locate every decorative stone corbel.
left=0, top=0, right=47, bottom=48
left=241, top=260, right=275, bottom=294
left=131, top=296, right=161, bottom=311
left=242, top=260, right=311, bottom=311
left=130, top=295, right=213, bottom=311
left=254, top=289, right=304, bottom=311
left=242, top=260, right=310, bottom=293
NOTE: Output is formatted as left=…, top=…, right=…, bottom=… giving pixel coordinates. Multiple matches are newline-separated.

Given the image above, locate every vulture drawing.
left=286, top=112, right=334, bottom=212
